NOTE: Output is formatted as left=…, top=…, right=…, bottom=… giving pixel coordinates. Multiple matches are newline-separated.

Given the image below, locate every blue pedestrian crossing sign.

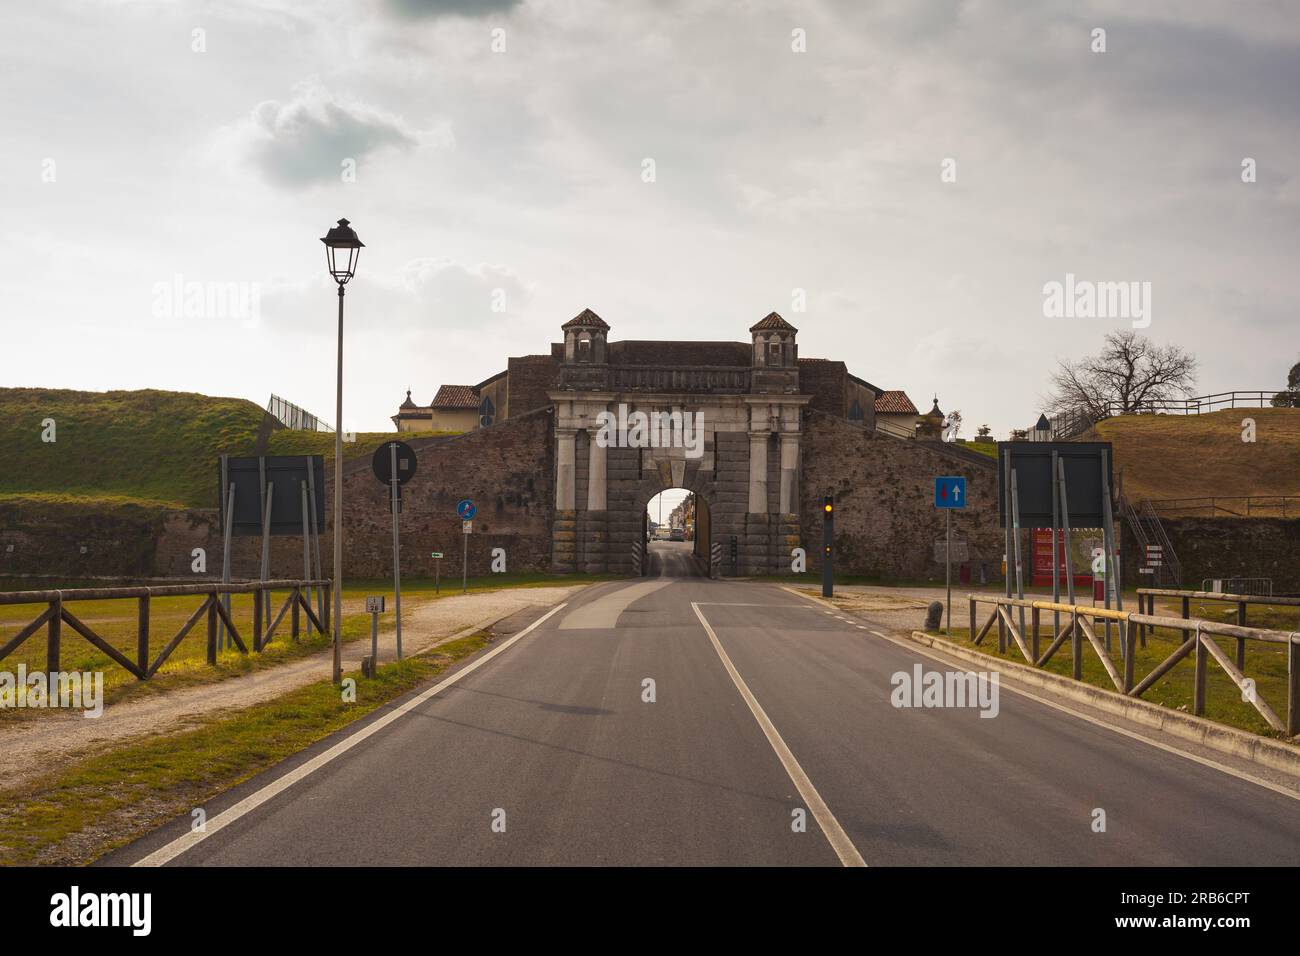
left=456, top=499, right=476, bottom=520
left=934, top=476, right=966, bottom=509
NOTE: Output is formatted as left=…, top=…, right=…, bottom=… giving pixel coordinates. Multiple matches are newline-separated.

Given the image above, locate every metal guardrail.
left=1200, top=578, right=1273, bottom=597
left=0, top=579, right=331, bottom=680
left=968, top=594, right=1300, bottom=736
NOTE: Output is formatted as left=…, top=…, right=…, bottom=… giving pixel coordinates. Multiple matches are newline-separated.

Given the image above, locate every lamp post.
left=320, top=218, right=364, bottom=684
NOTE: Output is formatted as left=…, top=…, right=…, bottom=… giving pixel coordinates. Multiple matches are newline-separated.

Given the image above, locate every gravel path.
left=0, top=585, right=585, bottom=791
left=782, top=583, right=967, bottom=634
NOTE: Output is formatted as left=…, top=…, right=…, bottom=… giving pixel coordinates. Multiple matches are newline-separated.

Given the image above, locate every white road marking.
left=558, top=580, right=671, bottom=629
left=133, top=601, right=569, bottom=867
left=780, top=588, right=1300, bottom=804
left=691, top=602, right=867, bottom=867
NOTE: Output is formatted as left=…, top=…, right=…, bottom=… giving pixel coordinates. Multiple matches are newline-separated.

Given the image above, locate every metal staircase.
left=1120, top=495, right=1182, bottom=587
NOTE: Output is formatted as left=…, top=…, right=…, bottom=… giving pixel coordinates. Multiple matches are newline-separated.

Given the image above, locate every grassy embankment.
left=0, top=386, right=459, bottom=511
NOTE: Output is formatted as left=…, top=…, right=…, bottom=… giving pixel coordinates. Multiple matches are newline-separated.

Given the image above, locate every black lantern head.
left=321, top=218, right=364, bottom=284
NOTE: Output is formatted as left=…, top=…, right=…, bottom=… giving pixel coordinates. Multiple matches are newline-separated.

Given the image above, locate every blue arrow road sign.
left=935, top=476, right=966, bottom=509
left=456, top=499, right=477, bottom=520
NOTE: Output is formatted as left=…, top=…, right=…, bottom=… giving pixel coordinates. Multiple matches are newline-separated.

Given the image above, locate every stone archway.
left=549, top=393, right=806, bottom=576
left=545, top=308, right=809, bottom=577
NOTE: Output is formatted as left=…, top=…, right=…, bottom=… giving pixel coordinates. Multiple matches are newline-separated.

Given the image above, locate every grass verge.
left=0, top=630, right=492, bottom=866
left=0, top=573, right=609, bottom=718
left=924, top=614, right=1293, bottom=738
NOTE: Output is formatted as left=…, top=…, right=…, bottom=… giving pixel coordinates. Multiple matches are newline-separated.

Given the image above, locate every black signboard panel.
left=219, top=456, right=326, bottom=536
left=997, top=442, right=1112, bottom=529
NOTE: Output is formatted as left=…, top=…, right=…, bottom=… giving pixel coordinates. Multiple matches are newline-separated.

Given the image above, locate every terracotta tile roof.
left=749, top=311, right=798, bottom=333
left=431, top=384, right=480, bottom=409
left=874, top=390, right=918, bottom=415
left=561, top=308, right=610, bottom=330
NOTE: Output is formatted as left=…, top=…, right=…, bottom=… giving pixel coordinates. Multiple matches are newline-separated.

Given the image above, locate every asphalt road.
left=117, top=573, right=1300, bottom=867
left=646, top=539, right=705, bottom=577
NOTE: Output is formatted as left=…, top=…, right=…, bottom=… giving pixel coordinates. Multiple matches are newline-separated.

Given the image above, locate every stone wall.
left=1121, top=517, right=1300, bottom=593
left=798, top=410, right=1003, bottom=581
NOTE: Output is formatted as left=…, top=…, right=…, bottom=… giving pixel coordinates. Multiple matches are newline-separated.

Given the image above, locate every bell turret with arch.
left=749, top=312, right=799, bottom=393
left=557, top=308, right=611, bottom=389
left=562, top=308, right=609, bottom=364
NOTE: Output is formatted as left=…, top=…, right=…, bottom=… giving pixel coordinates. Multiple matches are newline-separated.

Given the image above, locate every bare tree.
left=1046, top=330, right=1197, bottom=421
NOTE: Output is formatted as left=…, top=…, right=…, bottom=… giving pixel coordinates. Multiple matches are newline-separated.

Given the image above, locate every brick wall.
left=797, top=359, right=849, bottom=418
left=506, top=355, right=560, bottom=416
left=799, top=409, right=1003, bottom=581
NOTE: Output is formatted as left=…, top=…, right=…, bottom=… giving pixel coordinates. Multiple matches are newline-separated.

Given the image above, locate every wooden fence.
left=968, top=594, right=1300, bottom=736
left=0, top=580, right=331, bottom=680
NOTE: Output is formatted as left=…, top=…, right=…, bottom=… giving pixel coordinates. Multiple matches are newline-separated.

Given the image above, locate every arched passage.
left=644, top=488, right=711, bottom=576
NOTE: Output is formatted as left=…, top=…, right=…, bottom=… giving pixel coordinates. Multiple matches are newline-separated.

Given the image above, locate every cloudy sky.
left=3, top=0, right=1297, bottom=438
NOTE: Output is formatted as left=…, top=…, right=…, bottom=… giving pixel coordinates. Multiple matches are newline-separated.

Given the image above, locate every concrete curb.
left=904, top=628, right=1300, bottom=780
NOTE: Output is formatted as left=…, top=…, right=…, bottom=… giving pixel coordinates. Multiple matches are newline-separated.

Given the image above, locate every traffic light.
left=822, top=493, right=834, bottom=597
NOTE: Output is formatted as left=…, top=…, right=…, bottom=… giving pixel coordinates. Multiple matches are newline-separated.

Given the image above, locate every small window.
left=578, top=335, right=592, bottom=361
left=768, top=341, right=782, bottom=367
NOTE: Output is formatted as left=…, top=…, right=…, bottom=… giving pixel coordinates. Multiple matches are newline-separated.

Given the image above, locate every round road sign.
left=372, top=440, right=418, bottom=485
left=456, top=499, right=476, bottom=520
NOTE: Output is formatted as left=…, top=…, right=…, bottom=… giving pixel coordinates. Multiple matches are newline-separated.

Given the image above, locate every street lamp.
left=321, top=218, right=364, bottom=684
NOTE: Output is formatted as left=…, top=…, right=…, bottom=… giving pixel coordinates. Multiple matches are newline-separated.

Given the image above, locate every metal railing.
left=1100, top=390, right=1279, bottom=416
left=267, top=394, right=334, bottom=432
left=0, top=579, right=331, bottom=680
left=875, top=418, right=914, bottom=440
left=1050, top=390, right=1283, bottom=437
left=1121, top=495, right=1182, bottom=587
left=1200, top=578, right=1273, bottom=597
left=968, top=594, right=1300, bottom=736
left=1149, top=496, right=1300, bottom=518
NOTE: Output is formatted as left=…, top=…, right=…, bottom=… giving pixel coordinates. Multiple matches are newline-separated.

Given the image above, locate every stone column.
left=586, top=427, right=607, bottom=511
left=779, top=432, right=799, bottom=514
left=748, top=431, right=768, bottom=513
left=556, top=427, right=577, bottom=510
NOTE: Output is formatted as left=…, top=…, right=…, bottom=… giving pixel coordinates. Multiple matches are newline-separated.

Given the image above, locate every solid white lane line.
left=778, top=590, right=1300, bottom=804
left=134, top=601, right=570, bottom=867
left=691, top=602, right=867, bottom=867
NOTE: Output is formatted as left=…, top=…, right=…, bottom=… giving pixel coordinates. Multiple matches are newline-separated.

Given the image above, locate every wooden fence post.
left=137, top=594, right=150, bottom=679
left=1031, top=605, right=1040, bottom=663
left=206, top=594, right=217, bottom=665
left=1288, top=636, right=1299, bottom=737
left=1193, top=631, right=1207, bottom=716
left=323, top=581, right=331, bottom=633
left=1236, top=602, right=1247, bottom=669
left=1071, top=612, right=1082, bottom=680
left=291, top=586, right=301, bottom=641
left=1123, top=619, right=1135, bottom=692
left=47, top=596, right=62, bottom=675
left=253, top=585, right=264, bottom=653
